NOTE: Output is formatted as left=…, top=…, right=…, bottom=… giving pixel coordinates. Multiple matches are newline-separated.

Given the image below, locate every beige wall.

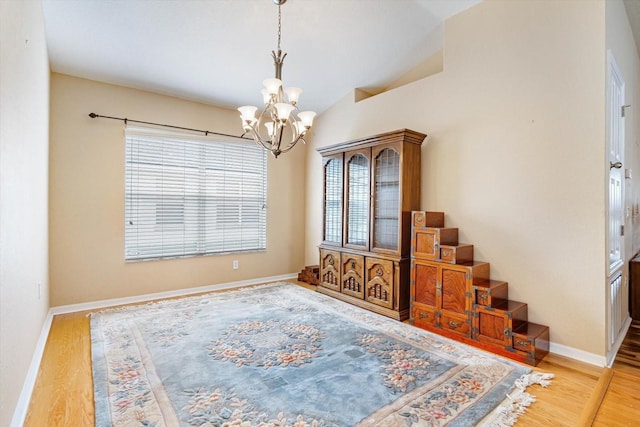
left=0, top=1, right=50, bottom=425
left=304, top=0, right=608, bottom=356
left=49, top=74, right=306, bottom=306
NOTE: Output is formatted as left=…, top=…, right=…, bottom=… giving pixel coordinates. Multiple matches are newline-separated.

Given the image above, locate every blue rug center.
left=207, top=319, right=324, bottom=369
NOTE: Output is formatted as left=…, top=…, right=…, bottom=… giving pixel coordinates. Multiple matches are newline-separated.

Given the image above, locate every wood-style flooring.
left=23, top=282, right=640, bottom=426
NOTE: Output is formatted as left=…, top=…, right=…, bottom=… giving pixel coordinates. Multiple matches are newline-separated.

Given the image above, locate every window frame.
left=124, top=126, right=267, bottom=262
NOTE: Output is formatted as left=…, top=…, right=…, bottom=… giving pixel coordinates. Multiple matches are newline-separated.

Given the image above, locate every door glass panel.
left=373, top=148, right=400, bottom=250
left=323, top=158, right=342, bottom=243
left=347, top=154, right=369, bottom=246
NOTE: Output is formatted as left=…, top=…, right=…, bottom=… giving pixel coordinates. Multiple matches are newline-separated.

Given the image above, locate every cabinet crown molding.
left=317, top=129, right=427, bottom=156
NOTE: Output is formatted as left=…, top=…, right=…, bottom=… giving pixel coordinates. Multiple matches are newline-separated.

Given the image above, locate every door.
left=440, top=265, right=472, bottom=336
left=607, top=51, right=626, bottom=350
left=411, top=261, right=439, bottom=327
left=412, top=261, right=438, bottom=308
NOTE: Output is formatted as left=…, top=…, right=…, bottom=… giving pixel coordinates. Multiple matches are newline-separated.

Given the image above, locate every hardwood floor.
left=23, top=283, right=640, bottom=426
left=25, top=311, right=94, bottom=427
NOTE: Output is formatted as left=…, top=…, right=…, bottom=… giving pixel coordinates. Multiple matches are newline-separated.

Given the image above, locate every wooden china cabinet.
left=318, top=129, right=426, bottom=320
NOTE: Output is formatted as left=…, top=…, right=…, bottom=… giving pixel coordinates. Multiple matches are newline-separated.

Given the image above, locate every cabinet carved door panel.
left=319, top=249, right=341, bottom=291
left=441, top=268, right=468, bottom=315
left=341, top=253, right=364, bottom=299
left=413, top=263, right=438, bottom=308
left=365, top=258, right=394, bottom=309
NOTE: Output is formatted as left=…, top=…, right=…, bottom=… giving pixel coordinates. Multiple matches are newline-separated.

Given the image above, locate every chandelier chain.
left=277, top=4, right=282, bottom=50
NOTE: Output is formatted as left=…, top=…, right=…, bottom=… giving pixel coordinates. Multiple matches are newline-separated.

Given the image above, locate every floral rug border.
left=90, top=281, right=553, bottom=426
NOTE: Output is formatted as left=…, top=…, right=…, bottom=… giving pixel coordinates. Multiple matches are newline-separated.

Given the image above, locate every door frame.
left=605, top=49, right=631, bottom=365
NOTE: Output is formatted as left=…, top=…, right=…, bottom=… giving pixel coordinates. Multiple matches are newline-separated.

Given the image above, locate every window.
left=125, top=127, right=267, bottom=261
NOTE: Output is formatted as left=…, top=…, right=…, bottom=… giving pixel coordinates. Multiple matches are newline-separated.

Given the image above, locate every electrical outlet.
left=233, top=260, right=239, bottom=270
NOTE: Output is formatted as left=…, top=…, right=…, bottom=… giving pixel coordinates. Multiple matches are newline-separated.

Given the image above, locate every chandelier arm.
left=274, top=121, right=285, bottom=152
left=254, top=107, right=277, bottom=146
left=253, top=132, right=279, bottom=153
left=278, top=134, right=306, bottom=155
left=290, top=110, right=302, bottom=139
left=242, top=123, right=274, bottom=151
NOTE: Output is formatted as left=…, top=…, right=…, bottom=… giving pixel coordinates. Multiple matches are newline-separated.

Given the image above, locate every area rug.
left=90, top=282, right=552, bottom=426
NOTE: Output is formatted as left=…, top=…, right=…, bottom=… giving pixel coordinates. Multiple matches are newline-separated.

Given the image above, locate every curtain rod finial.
left=89, top=112, right=97, bottom=118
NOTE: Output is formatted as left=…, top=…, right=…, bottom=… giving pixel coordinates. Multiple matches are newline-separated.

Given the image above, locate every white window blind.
left=125, top=128, right=267, bottom=261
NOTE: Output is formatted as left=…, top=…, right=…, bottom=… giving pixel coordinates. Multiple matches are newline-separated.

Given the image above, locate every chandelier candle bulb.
left=284, top=87, right=302, bottom=105
left=261, top=88, right=270, bottom=104
left=265, top=122, right=275, bottom=137
left=298, top=111, right=316, bottom=128
left=238, top=106, right=258, bottom=125
left=275, top=103, right=295, bottom=121
left=294, top=121, right=306, bottom=136
left=263, top=78, right=282, bottom=95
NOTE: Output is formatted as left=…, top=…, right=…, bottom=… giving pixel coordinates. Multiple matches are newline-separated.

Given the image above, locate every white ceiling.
left=41, top=0, right=482, bottom=115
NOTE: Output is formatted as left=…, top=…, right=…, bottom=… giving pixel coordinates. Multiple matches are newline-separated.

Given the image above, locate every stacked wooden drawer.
left=298, top=265, right=320, bottom=285
left=410, top=211, right=549, bottom=366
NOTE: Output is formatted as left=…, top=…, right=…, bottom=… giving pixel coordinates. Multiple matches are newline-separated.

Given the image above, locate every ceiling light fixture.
left=238, top=0, right=316, bottom=158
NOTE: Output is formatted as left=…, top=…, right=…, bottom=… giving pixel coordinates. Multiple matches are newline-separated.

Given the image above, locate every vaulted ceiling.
left=41, top=0, right=481, bottom=114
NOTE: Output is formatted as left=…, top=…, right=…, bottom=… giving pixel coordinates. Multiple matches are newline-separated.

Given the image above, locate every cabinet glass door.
left=322, top=156, right=343, bottom=245
left=372, top=147, right=400, bottom=251
left=345, top=150, right=370, bottom=249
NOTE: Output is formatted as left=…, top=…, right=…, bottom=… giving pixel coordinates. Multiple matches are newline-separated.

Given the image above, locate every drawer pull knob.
left=515, top=339, right=528, bottom=347
left=419, top=312, right=429, bottom=319
left=442, top=250, right=451, bottom=256
left=478, top=294, right=488, bottom=302
left=448, top=320, right=461, bottom=329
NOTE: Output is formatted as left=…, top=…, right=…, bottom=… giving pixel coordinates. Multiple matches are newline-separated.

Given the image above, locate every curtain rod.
left=88, top=113, right=250, bottom=140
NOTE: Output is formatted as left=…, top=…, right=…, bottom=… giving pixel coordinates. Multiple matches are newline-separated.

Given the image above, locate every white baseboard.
left=51, top=272, right=298, bottom=315
left=10, top=310, right=54, bottom=427
left=11, top=272, right=297, bottom=427
left=549, top=342, right=607, bottom=367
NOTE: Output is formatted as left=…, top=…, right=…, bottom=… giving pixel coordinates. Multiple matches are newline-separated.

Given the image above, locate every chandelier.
left=238, top=0, right=316, bottom=158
